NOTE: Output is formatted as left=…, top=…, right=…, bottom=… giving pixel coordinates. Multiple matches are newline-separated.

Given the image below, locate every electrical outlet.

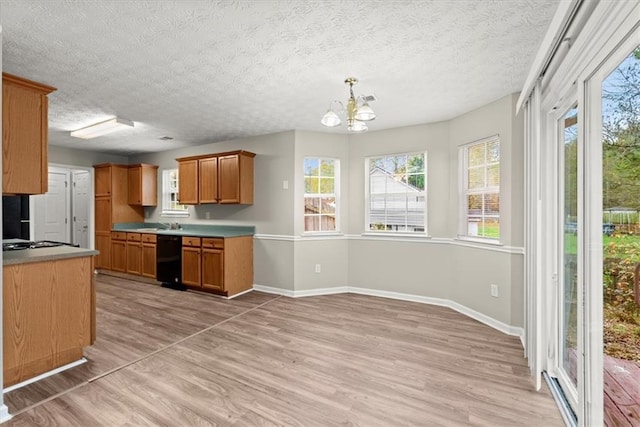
left=205, top=211, right=211, bottom=220
left=490, top=284, right=499, bottom=298
left=283, top=180, right=289, bottom=190
left=315, top=264, right=321, bottom=273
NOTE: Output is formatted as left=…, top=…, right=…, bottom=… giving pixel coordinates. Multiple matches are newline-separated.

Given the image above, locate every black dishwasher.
left=156, top=235, right=185, bottom=290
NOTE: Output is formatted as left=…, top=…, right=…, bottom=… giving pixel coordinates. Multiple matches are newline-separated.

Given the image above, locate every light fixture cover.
left=347, top=120, right=368, bottom=133
left=354, top=102, right=376, bottom=121
left=70, top=117, right=134, bottom=139
left=321, top=110, right=341, bottom=127
left=321, top=77, right=376, bottom=132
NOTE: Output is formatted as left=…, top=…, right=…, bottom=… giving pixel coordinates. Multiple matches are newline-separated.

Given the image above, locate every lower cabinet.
left=96, top=233, right=112, bottom=270
left=126, top=233, right=142, bottom=275
left=111, top=232, right=156, bottom=279
left=180, top=235, right=252, bottom=297
left=181, top=236, right=202, bottom=286
left=202, top=238, right=224, bottom=291
left=111, top=232, right=127, bottom=272
left=141, top=233, right=157, bottom=279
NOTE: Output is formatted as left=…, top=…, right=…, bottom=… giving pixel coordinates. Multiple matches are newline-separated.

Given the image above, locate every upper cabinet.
left=176, top=150, right=255, bottom=205
left=2, top=73, right=56, bottom=195
left=128, top=163, right=158, bottom=206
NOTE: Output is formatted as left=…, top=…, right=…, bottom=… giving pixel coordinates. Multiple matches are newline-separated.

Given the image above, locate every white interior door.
left=72, top=170, right=90, bottom=248
left=33, top=169, right=70, bottom=243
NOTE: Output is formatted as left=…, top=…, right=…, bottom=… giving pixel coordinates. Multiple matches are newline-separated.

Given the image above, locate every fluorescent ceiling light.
left=70, top=117, right=134, bottom=139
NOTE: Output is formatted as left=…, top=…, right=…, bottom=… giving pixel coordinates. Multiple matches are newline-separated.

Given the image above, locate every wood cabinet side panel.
left=2, top=83, right=45, bottom=194
left=223, top=236, right=254, bottom=296
left=112, top=166, right=143, bottom=222
left=127, top=167, right=141, bottom=205
left=3, top=256, right=92, bottom=387
left=239, top=153, right=254, bottom=205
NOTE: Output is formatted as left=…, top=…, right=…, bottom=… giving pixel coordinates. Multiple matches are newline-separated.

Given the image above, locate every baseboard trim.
left=252, top=284, right=524, bottom=340
left=0, top=405, right=11, bottom=424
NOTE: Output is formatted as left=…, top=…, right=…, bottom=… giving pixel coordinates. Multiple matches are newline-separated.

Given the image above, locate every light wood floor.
left=6, top=275, right=563, bottom=426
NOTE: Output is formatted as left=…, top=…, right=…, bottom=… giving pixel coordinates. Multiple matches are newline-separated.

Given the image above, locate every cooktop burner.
left=2, top=241, right=78, bottom=251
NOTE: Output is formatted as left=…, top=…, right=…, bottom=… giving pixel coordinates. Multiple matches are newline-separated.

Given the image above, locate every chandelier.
left=320, top=77, right=376, bottom=133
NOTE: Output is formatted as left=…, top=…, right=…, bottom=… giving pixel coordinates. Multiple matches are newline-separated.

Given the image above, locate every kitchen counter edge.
left=3, top=246, right=98, bottom=266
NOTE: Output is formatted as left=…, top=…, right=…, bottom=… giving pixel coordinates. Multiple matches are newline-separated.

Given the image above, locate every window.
left=366, top=152, right=426, bottom=233
left=304, top=158, right=338, bottom=232
left=162, top=169, right=189, bottom=217
left=460, top=136, right=500, bottom=240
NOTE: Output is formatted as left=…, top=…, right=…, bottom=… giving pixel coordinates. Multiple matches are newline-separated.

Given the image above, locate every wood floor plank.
left=6, top=278, right=564, bottom=426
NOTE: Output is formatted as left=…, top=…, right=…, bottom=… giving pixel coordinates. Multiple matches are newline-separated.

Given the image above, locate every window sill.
left=161, top=211, right=190, bottom=218
left=301, top=232, right=344, bottom=238
left=455, top=236, right=502, bottom=246
left=362, top=232, right=430, bottom=239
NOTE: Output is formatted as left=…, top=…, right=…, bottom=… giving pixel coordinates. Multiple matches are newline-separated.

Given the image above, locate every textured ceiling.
left=1, top=0, right=559, bottom=155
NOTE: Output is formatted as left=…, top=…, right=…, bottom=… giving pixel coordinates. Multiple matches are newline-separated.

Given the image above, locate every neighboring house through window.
left=460, top=135, right=500, bottom=240
left=162, top=169, right=189, bottom=217
left=304, top=158, right=338, bottom=232
left=366, top=152, right=426, bottom=233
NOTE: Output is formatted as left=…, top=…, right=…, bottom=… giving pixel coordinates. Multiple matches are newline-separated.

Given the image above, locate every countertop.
left=3, top=246, right=98, bottom=266
left=112, top=223, right=255, bottom=238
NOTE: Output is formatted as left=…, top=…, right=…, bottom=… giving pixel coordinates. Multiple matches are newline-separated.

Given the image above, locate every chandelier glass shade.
left=321, top=77, right=376, bottom=133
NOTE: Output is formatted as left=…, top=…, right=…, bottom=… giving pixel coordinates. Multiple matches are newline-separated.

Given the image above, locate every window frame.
left=303, top=157, right=340, bottom=234
left=458, top=135, right=500, bottom=242
left=161, top=169, right=189, bottom=217
left=364, top=151, right=427, bottom=235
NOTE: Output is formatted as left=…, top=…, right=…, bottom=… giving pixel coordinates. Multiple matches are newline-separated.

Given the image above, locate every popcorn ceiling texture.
left=2, top=0, right=558, bottom=155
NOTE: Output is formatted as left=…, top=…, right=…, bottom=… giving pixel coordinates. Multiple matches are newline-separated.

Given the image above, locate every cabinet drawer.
left=141, top=233, right=157, bottom=244
left=182, top=236, right=201, bottom=247
left=127, top=233, right=141, bottom=242
left=202, top=238, right=224, bottom=249
left=111, top=231, right=127, bottom=241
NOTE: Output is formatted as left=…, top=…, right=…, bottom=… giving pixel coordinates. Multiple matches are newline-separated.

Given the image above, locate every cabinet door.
left=111, top=240, right=126, bottom=272
left=95, top=166, right=112, bottom=197
left=141, top=243, right=156, bottom=279
left=2, top=76, right=53, bottom=195
left=218, top=154, right=240, bottom=204
left=198, top=157, right=218, bottom=204
left=127, top=166, right=142, bottom=205
left=202, top=249, right=224, bottom=291
left=141, top=165, right=158, bottom=206
left=182, top=246, right=201, bottom=286
left=178, top=160, right=199, bottom=205
left=95, top=197, right=112, bottom=232
left=126, top=241, right=141, bottom=275
left=95, top=233, right=111, bottom=270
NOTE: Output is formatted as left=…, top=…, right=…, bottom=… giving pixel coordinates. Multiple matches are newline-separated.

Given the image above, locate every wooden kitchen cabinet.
left=93, top=164, right=144, bottom=270
left=202, top=238, right=224, bottom=291
left=110, top=232, right=126, bottom=272
left=141, top=233, right=157, bottom=279
left=126, top=233, right=142, bottom=275
left=128, top=163, right=158, bottom=206
left=218, top=152, right=254, bottom=204
left=198, top=157, right=218, bottom=204
left=176, top=150, right=255, bottom=205
left=181, top=236, right=202, bottom=286
left=178, top=159, right=199, bottom=205
left=2, top=73, right=56, bottom=195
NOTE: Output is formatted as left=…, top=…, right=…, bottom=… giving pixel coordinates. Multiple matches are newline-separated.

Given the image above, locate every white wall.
left=87, top=93, right=526, bottom=329
left=49, top=145, right=127, bottom=167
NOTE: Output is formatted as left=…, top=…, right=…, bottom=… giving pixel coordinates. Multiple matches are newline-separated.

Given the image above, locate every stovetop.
left=2, top=241, right=78, bottom=251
